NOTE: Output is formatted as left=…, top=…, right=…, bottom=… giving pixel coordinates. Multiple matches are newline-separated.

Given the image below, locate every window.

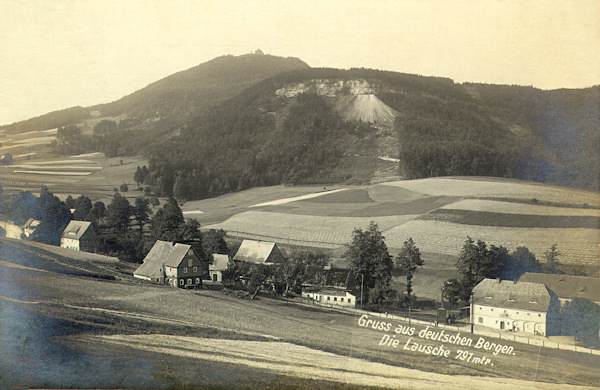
left=327, top=296, right=330, bottom=301
left=334, top=297, right=337, bottom=301
left=478, top=317, right=483, bottom=323
left=184, top=267, right=188, bottom=273
left=187, top=278, right=192, bottom=285
left=348, top=299, right=351, bottom=304
left=538, top=314, right=541, bottom=317
left=179, top=279, right=184, bottom=285
left=516, top=312, right=519, bottom=314
left=193, top=266, right=197, bottom=272
left=195, top=278, right=200, bottom=284
left=527, top=313, right=530, bottom=316
left=479, top=307, right=482, bottom=310
left=341, top=298, right=344, bottom=302
left=490, top=308, right=494, bottom=311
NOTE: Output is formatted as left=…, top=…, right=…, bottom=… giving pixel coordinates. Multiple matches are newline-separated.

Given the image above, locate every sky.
left=1, top=0, right=599, bottom=126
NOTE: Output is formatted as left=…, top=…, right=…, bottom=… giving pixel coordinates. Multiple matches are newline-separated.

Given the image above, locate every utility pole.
left=360, top=273, right=364, bottom=309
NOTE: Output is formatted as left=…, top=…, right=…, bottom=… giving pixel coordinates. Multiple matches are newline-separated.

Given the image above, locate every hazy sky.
left=1, top=0, right=599, bottom=125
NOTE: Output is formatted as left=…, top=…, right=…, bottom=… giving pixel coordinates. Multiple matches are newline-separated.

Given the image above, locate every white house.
left=60, top=220, right=97, bottom=252
left=302, top=288, right=356, bottom=308
left=471, top=278, right=560, bottom=336
left=209, top=254, right=230, bottom=283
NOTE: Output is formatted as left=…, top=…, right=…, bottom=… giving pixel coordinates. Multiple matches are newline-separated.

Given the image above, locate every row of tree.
left=443, top=238, right=564, bottom=307
left=345, top=222, right=424, bottom=308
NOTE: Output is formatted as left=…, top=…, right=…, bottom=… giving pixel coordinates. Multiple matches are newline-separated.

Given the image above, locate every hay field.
left=201, top=178, right=599, bottom=267
left=442, top=199, right=600, bottom=217
left=382, top=220, right=599, bottom=265
left=206, top=210, right=418, bottom=248
left=384, top=178, right=600, bottom=207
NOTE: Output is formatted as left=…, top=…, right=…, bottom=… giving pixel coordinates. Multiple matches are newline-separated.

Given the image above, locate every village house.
left=233, top=239, right=286, bottom=265
left=302, top=287, right=356, bottom=308
left=519, top=273, right=600, bottom=340
left=518, top=273, right=600, bottom=305
left=471, top=278, right=561, bottom=336
left=22, top=218, right=41, bottom=238
left=208, top=253, right=230, bottom=283
left=60, top=220, right=97, bottom=252
left=134, top=240, right=208, bottom=288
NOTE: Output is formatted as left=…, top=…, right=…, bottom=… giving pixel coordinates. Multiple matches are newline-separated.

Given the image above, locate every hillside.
left=1, top=53, right=598, bottom=198
left=1, top=52, right=309, bottom=134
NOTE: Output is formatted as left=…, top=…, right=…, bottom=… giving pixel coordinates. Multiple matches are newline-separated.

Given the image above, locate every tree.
left=34, top=187, right=73, bottom=245
left=64, top=195, right=75, bottom=209
left=455, top=237, right=506, bottom=302
left=248, top=264, right=273, bottom=300
left=120, top=183, right=129, bottom=193
left=133, top=197, right=152, bottom=234
left=502, top=246, right=542, bottom=280
left=90, top=201, right=106, bottom=223
left=396, top=238, right=424, bottom=299
left=442, top=279, right=463, bottom=308
left=106, top=193, right=132, bottom=233
left=345, top=222, right=394, bottom=305
left=134, top=166, right=145, bottom=186
left=151, top=196, right=184, bottom=241
left=202, top=229, right=228, bottom=255
left=543, top=244, right=562, bottom=274
left=73, top=195, right=92, bottom=221
left=93, top=119, right=117, bottom=135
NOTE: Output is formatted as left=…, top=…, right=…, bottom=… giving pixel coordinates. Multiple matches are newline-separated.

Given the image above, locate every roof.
left=210, top=254, right=230, bottom=271
left=23, top=218, right=41, bottom=229
left=233, top=239, right=285, bottom=264
left=61, top=220, right=93, bottom=240
left=472, top=278, right=555, bottom=312
left=519, top=273, right=600, bottom=303
left=134, top=241, right=193, bottom=279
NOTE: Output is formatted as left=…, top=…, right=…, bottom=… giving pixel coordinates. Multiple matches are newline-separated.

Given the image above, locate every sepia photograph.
left=0, top=1, right=599, bottom=389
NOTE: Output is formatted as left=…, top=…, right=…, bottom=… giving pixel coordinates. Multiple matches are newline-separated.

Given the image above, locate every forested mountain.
left=1, top=52, right=309, bottom=133
left=2, top=53, right=598, bottom=198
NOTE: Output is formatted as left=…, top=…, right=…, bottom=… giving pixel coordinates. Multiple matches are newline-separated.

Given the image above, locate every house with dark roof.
left=519, top=273, right=600, bottom=305
left=233, top=239, right=286, bottom=265
left=472, top=278, right=561, bottom=336
left=209, top=254, right=230, bottom=283
left=134, top=240, right=208, bottom=288
left=60, top=220, right=97, bottom=252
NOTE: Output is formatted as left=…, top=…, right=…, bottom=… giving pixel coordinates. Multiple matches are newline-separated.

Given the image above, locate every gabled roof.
left=23, top=218, right=41, bottom=230
left=472, top=278, right=555, bottom=312
left=233, top=239, right=285, bottom=264
left=210, top=254, right=230, bottom=271
left=134, top=241, right=193, bottom=279
left=519, top=273, right=600, bottom=303
left=61, top=220, right=93, bottom=240
left=145, top=240, right=192, bottom=267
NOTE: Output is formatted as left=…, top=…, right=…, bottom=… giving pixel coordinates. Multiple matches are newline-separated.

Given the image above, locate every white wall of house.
left=473, top=304, right=548, bottom=335
left=209, top=270, right=223, bottom=283
left=60, top=237, right=80, bottom=250
left=303, top=291, right=356, bottom=307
